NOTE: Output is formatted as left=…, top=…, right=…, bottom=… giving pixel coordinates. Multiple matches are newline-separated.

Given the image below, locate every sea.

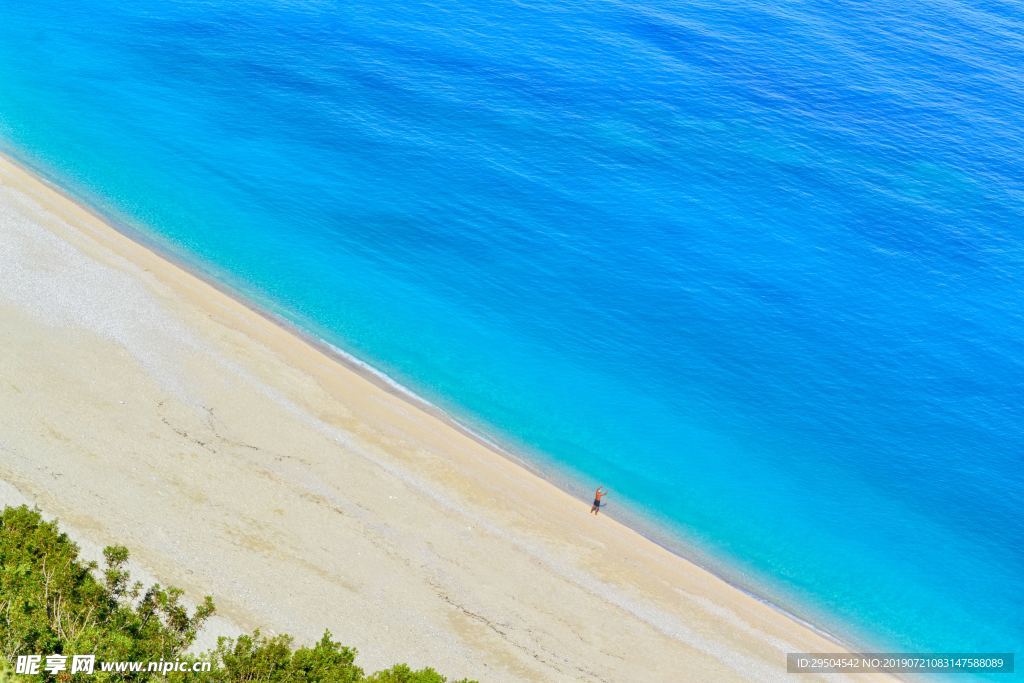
left=1, top=0, right=1021, bottom=666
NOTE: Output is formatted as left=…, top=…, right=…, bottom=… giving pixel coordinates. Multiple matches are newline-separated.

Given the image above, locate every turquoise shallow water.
left=1, top=0, right=1022, bottom=664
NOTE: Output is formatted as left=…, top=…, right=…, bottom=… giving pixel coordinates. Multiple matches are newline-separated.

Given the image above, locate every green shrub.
left=0, top=506, right=476, bottom=682
left=171, top=630, right=362, bottom=683
left=0, top=505, right=213, bottom=681
left=366, top=664, right=450, bottom=683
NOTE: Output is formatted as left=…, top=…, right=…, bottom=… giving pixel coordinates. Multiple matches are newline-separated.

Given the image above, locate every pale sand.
left=0, top=154, right=888, bottom=682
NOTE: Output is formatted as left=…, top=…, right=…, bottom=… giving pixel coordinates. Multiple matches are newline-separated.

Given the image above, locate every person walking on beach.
left=590, top=486, right=608, bottom=515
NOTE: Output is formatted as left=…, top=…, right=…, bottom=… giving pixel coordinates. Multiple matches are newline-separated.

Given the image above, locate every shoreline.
left=0, top=147, right=888, bottom=681
left=0, top=146, right=865, bottom=656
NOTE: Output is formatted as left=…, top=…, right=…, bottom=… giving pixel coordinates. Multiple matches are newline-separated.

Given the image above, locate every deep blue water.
left=2, top=0, right=1022, bottom=662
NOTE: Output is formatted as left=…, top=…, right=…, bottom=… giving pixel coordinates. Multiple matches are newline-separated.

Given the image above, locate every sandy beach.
left=0, top=153, right=884, bottom=682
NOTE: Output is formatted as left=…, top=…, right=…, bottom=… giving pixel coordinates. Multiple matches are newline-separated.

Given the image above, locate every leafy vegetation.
left=0, top=506, right=474, bottom=682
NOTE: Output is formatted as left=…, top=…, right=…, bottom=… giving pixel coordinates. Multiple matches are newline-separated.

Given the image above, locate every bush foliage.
left=0, top=506, right=474, bottom=682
